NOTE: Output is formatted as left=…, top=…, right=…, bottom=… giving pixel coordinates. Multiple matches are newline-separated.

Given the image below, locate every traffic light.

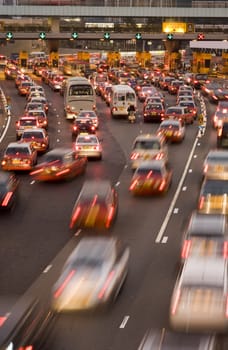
left=167, top=33, right=174, bottom=40
left=135, top=33, right=142, bottom=40
left=104, top=32, right=110, bottom=40
left=6, top=32, right=13, bottom=40
left=71, top=32, right=78, bottom=40
left=39, top=32, right=46, bottom=40
left=197, top=33, right=205, bottom=40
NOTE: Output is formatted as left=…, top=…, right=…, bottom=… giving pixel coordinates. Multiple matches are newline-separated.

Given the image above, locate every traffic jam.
left=1, top=53, right=228, bottom=349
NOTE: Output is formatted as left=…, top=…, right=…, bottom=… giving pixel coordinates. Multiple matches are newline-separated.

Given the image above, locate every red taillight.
left=129, top=178, right=138, bottom=191
left=1, top=191, right=13, bottom=207
left=54, top=270, right=76, bottom=299
left=199, top=196, right=205, bottom=210
left=70, top=206, right=81, bottom=228
left=223, top=241, right=228, bottom=259
left=75, top=146, right=82, bottom=151
left=131, top=152, right=139, bottom=160
left=0, top=316, right=7, bottom=327
left=155, top=152, right=164, bottom=160
left=158, top=179, right=166, bottom=191
left=171, top=289, right=181, bottom=315
left=30, top=168, right=43, bottom=176
left=93, top=146, right=100, bottom=151
left=106, top=206, right=115, bottom=228
left=204, top=164, right=208, bottom=174
left=181, top=240, right=192, bottom=259
left=56, top=168, right=70, bottom=177
left=98, top=270, right=115, bottom=299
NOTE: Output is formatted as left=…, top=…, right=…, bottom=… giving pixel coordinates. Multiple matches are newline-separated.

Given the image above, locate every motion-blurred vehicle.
left=129, top=160, right=172, bottom=196
left=4, top=64, right=18, bottom=80
left=203, top=149, right=228, bottom=180
left=198, top=178, right=228, bottom=214
left=1, top=142, right=37, bottom=171
left=26, top=109, right=48, bottom=130
left=164, top=106, right=194, bottom=124
left=168, top=79, right=184, bottom=94
left=15, top=116, right=40, bottom=140
left=27, top=90, right=46, bottom=103
left=20, top=128, right=49, bottom=153
left=180, top=211, right=228, bottom=263
left=217, top=121, right=228, bottom=148
left=18, top=80, right=34, bottom=96
left=157, top=119, right=185, bottom=143
left=178, top=100, right=198, bottom=119
left=143, top=103, right=165, bottom=122
left=191, top=73, right=210, bottom=89
left=212, top=109, right=228, bottom=129
left=76, top=110, right=99, bottom=129
left=30, top=148, right=87, bottom=182
left=169, top=256, right=228, bottom=332
left=74, top=133, right=102, bottom=160
left=130, top=134, right=168, bottom=170
left=70, top=180, right=118, bottom=230
left=29, top=96, right=49, bottom=114
left=72, top=118, right=96, bottom=139
left=51, top=236, right=129, bottom=312
left=138, top=329, right=218, bottom=350
left=208, top=88, right=228, bottom=103
left=138, top=86, right=157, bottom=102
left=0, top=171, right=19, bottom=211
left=49, top=74, right=65, bottom=91
left=159, top=76, right=175, bottom=90
left=24, top=101, right=45, bottom=114
left=15, top=74, right=31, bottom=88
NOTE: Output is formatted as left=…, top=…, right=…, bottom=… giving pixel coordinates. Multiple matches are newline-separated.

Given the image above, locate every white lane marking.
left=30, top=180, right=35, bottom=185
left=182, top=186, right=187, bottom=191
left=57, top=129, right=60, bottom=133
left=74, top=229, right=81, bottom=236
left=155, top=136, right=199, bottom=243
left=58, top=121, right=61, bottom=125
left=162, top=236, right=168, bottom=243
left=115, top=181, right=120, bottom=187
left=124, top=164, right=128, bottom=168
left=119, top=315, right=130, bottom=329
left=193, top=154, right=197, bottom=158
left=173, top=208, right=179, bottom=214
left=189, top=169, right=192, bottom=173
left=43, top=265, right=52, bottom=273
left=0, top=114, right=11, bottom=143
left=56, top=139, right=60, bottom=142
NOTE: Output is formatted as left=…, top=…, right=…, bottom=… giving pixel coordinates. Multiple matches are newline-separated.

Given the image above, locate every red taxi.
left=30, top=148, right=87, bottom=182
left=26, top=109, right=48, bottom=130
left=129, top=160, right=172, bottom=196
left=18, top=81, right=34, bottom=96
left=1, top=142, right=37, bottom=171
left=15, top=116, right=40, bottom=140
left=20, top=128, right=49, bottom=153
left=164, top=106, right=194, bottom=125
left=157, top=119, right=185, bottom=143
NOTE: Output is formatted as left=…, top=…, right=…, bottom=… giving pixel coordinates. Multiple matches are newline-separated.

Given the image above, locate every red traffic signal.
left=197, top=33, right=205, bottom=40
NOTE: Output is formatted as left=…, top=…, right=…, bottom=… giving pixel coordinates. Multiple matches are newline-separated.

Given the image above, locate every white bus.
left=109, top=84, right=136, bottom=118
left=64, top=77, right=96, bottom=120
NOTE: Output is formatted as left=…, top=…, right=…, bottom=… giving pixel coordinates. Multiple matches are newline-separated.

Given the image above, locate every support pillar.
left=47, top=17, right=60, bottom=53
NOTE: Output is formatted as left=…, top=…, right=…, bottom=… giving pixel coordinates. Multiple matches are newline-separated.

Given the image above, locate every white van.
left=109, top=84, right=136, bottom=118
left=64, top=77, right=96, bottom=120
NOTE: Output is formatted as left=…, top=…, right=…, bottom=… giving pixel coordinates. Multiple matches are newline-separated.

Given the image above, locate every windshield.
left=134, top=140, right=161, bottom=150
left=6, top=147, right=30, bottom=155
left=69, top=84, right=93, bottom=96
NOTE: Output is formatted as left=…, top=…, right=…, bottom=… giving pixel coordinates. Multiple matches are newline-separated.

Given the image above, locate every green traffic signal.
left=71, top=32, right=78, bottom=40
left=39, top=32, right=46, bottom=40
left=104, top=32, right=110, bottom=40
left=167, top=33, right=174, bottom=40
left=135, top=33, right=142, bottom=40
left=6, top=32, right=13, bottom=40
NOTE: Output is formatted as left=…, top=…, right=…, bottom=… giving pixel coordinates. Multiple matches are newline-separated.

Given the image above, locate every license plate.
left=151, top=112, right=156, bottom=115
left=85, top=205, right=100, bottom=226
left=12, top=159, right=20, bottom=164
left=166, top=131, right=172, bottom=137
left=82, top=146, right=91, bottom=150
left=215, top=165, right=224, bottom=172
left=119, top=107, right=124, bottom=111
left=143, top=154, right=151, bottom=160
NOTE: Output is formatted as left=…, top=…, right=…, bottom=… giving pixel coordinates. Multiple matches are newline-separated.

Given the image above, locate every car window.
left=134, top=140, right=160, bottom=150
left=6, top=147, right=30, bottom=155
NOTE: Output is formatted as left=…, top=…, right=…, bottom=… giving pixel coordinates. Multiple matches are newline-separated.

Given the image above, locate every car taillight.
left=158, top=180, right=166, bottom=191
left=66, top=105, right=72, bottom=113
left=98, top=270, right=115, bottom=299
left=131, top=152, right=139, bottom=160
left=171, top=289, right=181, bottom=315
left=106, top=206, right=115, bottom=228
left=70, top=206, right=81, bottom=228
left=199, top=196, right=205, bottom=209
left=94, top=146, right=100, bottom=150
left=155, top=152, right=164, bottom=160
left=218, top=128, right=223, bottom=137
left=54, top=269, right=76, bottom=299
left=1, top=191, right=13, bottom=207
left=56, top=168, right=70, bottom=177
left=75, top=146, right=82, bottom=151
left=181, top=240, right=192, bottom=259
left=30, top=168, right=43, bottom=175
left=223, top=241, right=228, bottom=259
left=73, top=126, right=78, bottom=131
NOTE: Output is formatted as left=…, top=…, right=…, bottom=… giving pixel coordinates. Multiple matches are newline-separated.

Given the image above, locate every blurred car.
left=157, top=119, right=185, bottom=143
left=30, top=148, right=87, bottom=182
left=4, top=64, right=18, bottom=80
left=138, top=86, right=157, bottom=102
left=20, top=128, right=49, bottom=153
left=29, top=96, right=49, bottom=114
left=164, top=106, right=194, bottom=124
left=28, top=84, right=45, bottom=96
left=212, top=109, right=228, bottom=129
left=198, top=178, right=228, bottom=214
left=143, top=103, right=165, bottom=122
left=72, top=118, right=96, bottom=140
left=203, top=149, right=228, bottom=180
left=27, top=90, right=46, bottom=103
left=217, top=121, right=228, bottom=148
left=70, top=180, right=118, bottom=230
left=18, top=80, right=34, bottom=96
left=169, top=256, right=228, bottom=332
left=77, top=110, right=99, bottom=129
left=129, top=160, right=172, bottom=196
left=0, top=171, right=19, bottom=211
left=138, top=329, right=218, bottom=350
left=217, top=100, right=228, bottom=112
left=74, top=133, right=102, bottom=160
left=15, top=74, right=31, bottom=88
left=51, top=236, right=129, bottom=312
left=130, top=134, right=168, bottom=170
left=102, top=84, right=113, bottom=106
left=201, top=82, right=222, bottom=97
left=208, top=88, right=228, bottom=104
left=178, top=100, right=198, bottom=119
left=180, top=211, right=228, bottom=263
left=1, top=142, right=37, bottom=171
left=159, top=76, right=175, bottom=90
left=191, top=73, right=210, bottom=89
left=26, top=109, right=48, bottom=130
left=15, top=116, right=40, bottom=140
left=168, top=79, right=184, bottom=94
left=49, top=74, right=64, bottom=91
left=144, top=95, right=165, bottom=108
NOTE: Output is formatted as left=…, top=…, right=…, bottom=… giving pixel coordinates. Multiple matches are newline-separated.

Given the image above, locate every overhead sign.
left=162, top=22, right=187, bottom=33
left=190, top=41, right=228, bottom=50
